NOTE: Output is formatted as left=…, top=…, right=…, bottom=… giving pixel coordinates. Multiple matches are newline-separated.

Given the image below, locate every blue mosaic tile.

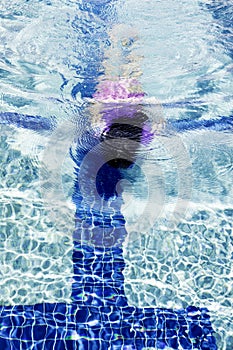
left=3, top=0, right=233, bottom=348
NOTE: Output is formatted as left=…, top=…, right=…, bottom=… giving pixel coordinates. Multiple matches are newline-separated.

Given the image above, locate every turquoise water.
left=0, top=0, right=232, bottom=349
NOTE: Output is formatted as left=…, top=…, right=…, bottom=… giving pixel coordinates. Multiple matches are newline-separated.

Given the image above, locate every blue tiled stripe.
left=0, top=0, right=226, bottom=348
left=0, top=303, right=217, bottom=349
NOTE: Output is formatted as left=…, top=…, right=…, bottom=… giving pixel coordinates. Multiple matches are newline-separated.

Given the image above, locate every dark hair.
left=100, top=111, right=149, bottom=169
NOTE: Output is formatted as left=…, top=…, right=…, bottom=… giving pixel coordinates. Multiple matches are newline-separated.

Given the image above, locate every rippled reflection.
left=0, top=0, right=232, bottom=348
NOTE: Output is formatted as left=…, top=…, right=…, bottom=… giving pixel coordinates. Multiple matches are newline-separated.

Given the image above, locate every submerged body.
left=0, top=4, right=223, bottom=348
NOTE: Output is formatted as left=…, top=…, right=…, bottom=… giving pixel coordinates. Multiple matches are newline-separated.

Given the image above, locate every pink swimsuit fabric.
left=93, top=79, right=145, bottom=101
left=93, top=79, right=153, bottom=145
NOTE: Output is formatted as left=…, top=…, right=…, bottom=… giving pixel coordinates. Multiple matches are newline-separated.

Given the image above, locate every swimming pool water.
left=0, top=0, right=232, bottom=349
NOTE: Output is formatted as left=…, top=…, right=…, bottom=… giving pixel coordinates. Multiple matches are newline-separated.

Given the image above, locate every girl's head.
left=100, top=108, right=153, bottom=145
